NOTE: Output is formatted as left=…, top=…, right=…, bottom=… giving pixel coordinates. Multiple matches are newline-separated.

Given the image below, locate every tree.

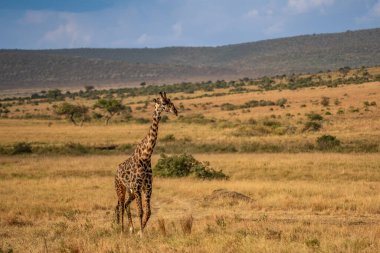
left=338, top=66, right=350, bottom=76
left=47, top=89, right=63, bottom=100
left=84, top=85, right=95, bottom=92
left=94, top=98, right=126, bottom=125
left=55, top=102, right=89, bottom=126
left=140, top=82, right=146, bottom=87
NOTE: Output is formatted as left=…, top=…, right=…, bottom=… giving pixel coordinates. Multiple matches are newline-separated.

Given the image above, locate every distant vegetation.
left=1, top=64, right=379, bottom=105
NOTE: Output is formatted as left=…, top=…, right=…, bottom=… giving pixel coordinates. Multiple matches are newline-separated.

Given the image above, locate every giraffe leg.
left=124, top=193, right=135, bottom=234
left=134, top=192, right=144, bottom=235
left=115, top=178, right=126, bottom=232
left=121, top=198, right=125, bottom=232
left=142, top=188, right=152, bottom=230
left=115, top=200, right=120, bottom=224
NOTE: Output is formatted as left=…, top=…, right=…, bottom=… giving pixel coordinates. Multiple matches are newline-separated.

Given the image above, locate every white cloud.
left=137, top=33, right=149, bottom=44
left=265, top=21, right=285, bottom=35
left=355, top=0, right=380, bottom=23
left=172, top=22, right=183, bottom=38
left=371, top=0, right=380, bottom=17
left=42, top=14, right=91, bottom=48
left=287, top=0, right=335, bottom=13
left=246, top=9, right=259, bottom=18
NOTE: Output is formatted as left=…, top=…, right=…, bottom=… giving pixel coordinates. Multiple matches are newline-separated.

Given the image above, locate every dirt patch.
left=204, top=188, right=253, bottom=203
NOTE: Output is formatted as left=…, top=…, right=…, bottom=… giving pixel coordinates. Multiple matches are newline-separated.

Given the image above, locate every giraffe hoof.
left=129, top=227, right=134, bottom=234
left=138, top=231, right=143, bottom=238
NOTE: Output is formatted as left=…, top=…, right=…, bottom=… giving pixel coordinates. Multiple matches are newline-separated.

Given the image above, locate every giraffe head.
left=153, top=92, right=178, bottom=116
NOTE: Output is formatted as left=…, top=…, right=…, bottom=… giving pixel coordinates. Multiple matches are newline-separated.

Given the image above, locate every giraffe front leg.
left=142, top=189, right=152, bottom=230
left=134, top=192, right=144, bottom=236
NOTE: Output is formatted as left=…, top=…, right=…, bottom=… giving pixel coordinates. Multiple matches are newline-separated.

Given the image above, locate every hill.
left=1, top=28, right=380, bottom=90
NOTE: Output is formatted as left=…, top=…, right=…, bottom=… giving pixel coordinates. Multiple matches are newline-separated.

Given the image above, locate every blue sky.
left=0, top=0, right=379, bottom=49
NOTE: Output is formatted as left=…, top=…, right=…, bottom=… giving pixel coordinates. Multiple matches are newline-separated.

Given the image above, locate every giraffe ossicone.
left=114, top=91, right=178, bottom=234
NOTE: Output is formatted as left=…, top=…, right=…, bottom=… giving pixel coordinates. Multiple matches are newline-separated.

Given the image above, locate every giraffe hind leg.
left=115, top=179, right=126, bottom=231
left=115, top=200, right=120, bottom=224
left=124, top=193, right=135, bottom=234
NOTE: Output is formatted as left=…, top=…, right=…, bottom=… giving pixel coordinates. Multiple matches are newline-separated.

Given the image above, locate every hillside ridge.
left=1, top=28, right=380, bottom=89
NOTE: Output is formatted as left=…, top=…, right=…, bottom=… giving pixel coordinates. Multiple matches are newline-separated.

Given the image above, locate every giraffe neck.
left=134, top=109, right=161, bottom=160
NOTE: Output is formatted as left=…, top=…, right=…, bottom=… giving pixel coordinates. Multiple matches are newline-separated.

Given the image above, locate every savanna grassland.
left=1, top=67, right=380, bottom=252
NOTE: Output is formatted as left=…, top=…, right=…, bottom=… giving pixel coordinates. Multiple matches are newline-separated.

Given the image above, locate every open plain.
left=1, top=68, right=380, bottom=252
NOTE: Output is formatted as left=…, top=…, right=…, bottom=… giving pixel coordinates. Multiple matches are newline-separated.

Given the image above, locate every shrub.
left=321, top=96, right=330, bottom=106
left=135, top=117, right=150, bottom=124
left=220, top=103, right=237, bottom=111
left=154, top=153, right=228, bottom=180
left=303, top=121, right=322, bottom=132
left=316, top=135, right=340, bottom=150
left=363, top=101, right=377, bottom=107
left=161, top=115, right=169, bottom=123
left=306, top=238, right=320, bottom=249
left=160, top=134, right=176, bottom=142
left=92, top=112, right=103, bottom=119
left=117, top=144, right=132, bottom=152
left=178, top=114, right=215, bottom=124
left=262, top=119, right=282, bottom=128
left=306, top=113, right=323, bottom=121
left=349, top=106, right=359, bottom=113
left=12, top=142, right=32, bottom=154
left=276, top=98, right=288, bottom=107
left=64, top=143, right=89, bottom=154
left=337, top=108, right=345, bottom=115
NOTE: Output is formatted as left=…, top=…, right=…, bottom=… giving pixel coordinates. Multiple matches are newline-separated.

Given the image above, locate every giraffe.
left=114, top=91, right=178, bottom=235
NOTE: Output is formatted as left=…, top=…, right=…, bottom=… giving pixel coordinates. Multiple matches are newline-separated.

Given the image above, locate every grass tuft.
left=180, top=215, right=193, bottom=235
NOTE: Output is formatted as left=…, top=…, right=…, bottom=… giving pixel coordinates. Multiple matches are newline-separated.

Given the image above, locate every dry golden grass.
left=1, top=154, right=379, bottom=252
left=1, top=79, right=380, bottom=252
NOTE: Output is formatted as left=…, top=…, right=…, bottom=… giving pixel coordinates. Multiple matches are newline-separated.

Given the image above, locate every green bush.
left=12, top=142, right=32, bottom=154
left=117, top=144, right=133, bottom=152
left=276, top=98, right=288, bottom=107
left=316, top=135, right=340, bottom=150
left=160, top=134, right=176, bottom=142
left=178, top=114, right=215, bottom=124
left=337, top=108, right=345, bottom=115
left=220, top=103, right=237, bottom=111
left=64, top=142, right=89, bottom=154
left=262, top=119, right=282, bottom=128
left=134, top=117, right=150, bottom=124
left=306, top=113, right=323, bottom=121
left=303, top=121, right=322, bottom=132
left=161, top=115, right=169, bottom=123
left=154, top=153, right=228, bottom=180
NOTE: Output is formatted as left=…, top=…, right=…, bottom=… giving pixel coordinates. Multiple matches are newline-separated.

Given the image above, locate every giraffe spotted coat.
left=114, top=92, right=178, bottom=234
